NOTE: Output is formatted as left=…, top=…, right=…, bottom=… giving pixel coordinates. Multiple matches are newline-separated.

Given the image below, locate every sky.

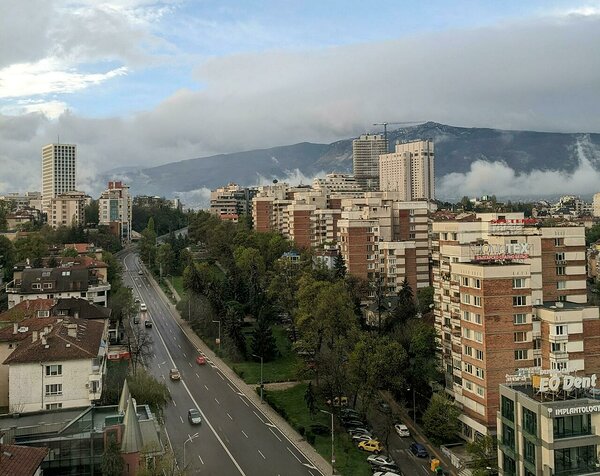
left=1, top=0, right=600, bottom=198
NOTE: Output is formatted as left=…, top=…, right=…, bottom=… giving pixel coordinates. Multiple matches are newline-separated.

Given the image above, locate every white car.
left=368, top=454, right=397, bottom=468
left=373, top=472, right=403, bottom=476
left=394, top=423, right=410, bottom=437
left=140, top=303, right=147, bottom=312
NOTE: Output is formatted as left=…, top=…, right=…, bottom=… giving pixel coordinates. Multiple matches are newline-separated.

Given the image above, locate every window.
left=556, top=266, right=565, bottom=275
left=554, top=414, right=591, bottom=439
left=464, top=345, right=473, bottom=357
left=515, top=350, right=528, bottom=360
left=473, top=313, right=482, bottom=324
left=45, top=384, right=62, bottom=396
left=555, top=238, right=564, bottom=246
left=473, top=296, right=482, bottom=307
left=474, top=331, right=483, bottom=343
left=533, top=357, right=541, bottom=367
left=43, top=283, right=52, bottom=289
left=502, top=453, right=516, bottom=475
left=552, top=361, right=568, bottom=371
left=37, top=310, right=50, bottom=318
left=555, top=252, right=565, bottom=261
left=462, top=277, right=470, bottom=286
left=475, top=367, right=485, bottom=379
left=45, top=365, right=62, bottom=376
left=475, top=349, right=484, bottom=360
left=476, top=385, right=485, bottom=397
left=554, top=446, right=596, bottom=474
left=502, top=423, right=515, bottom=449
left=523, top=408, right=537, bottom=436
left=513, top=278, right=526, bottom=288
left=46, top=403, right=62, bottom=410
left=473, top=279, right=481, bottom=289
left=514, top=331, right=527, bottom=343
left=464, top=362, right=473, bottom=374
left=557, top=281, right=566, bottom=290
left=523, top=438, right=536, bottom=466
left=501, top=396, right=515, bottom=421
left=513, top=295, right=527, bottom=306
left=464, top=380, right=473, bottom=391
left=554, top=325, right=567, bottom=335
left=463, top=328, right=472, bottom=339
left=32, top=283, right=42, bottom=290
left=514, top=313, right=527, bottom=324
left=462, top=294, right=471, bottom=304
left=463, top=310, right=470, bottom=321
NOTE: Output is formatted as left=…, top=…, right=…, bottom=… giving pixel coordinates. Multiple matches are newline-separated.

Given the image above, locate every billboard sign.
left=471, top=242, right=530, bottom=261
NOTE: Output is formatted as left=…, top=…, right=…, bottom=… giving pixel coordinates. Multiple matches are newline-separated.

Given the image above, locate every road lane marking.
left=236, top=391, right=244, bottom=396
left=242, top=430, right=249, bottom=438
left=258, top=449, right=266, bottom=459
left=217, top=372, right=225, bottom=380
left=265, top=422, right=276, bottom=428
left=198, top=455, right=204, bottom=464
left=183, top=352, right=187, bottom=358
left=227, top=383, right=236, bottom=392
left=303, top=463, right=317, bottom=470
left=253, top=411, right=265, bottom=424
left=239, top=396, right=249, bottom=407
left=150, top=310, right=247, bottom=476
left=287, top=447, right=301, bottom=463
left=204, top=384, right=209, bottom=390
left=196, top=373, right=200, bottom=378
left=178, top=344, right=181, bottom=349
left=227, top=412, right=233, bottom=420
left=188, top=362, right=192, bottom=367
left=215, top=397, right=220, bottom=405
left=269, top=427, right=282, bottom=442
left=179, top=416, right=184, bottom=424
left=173, top=400, right=177, bottom=407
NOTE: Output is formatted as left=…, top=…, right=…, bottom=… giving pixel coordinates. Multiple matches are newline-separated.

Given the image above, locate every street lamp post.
left=211, top=320, right=221, bottom=353
left=252, top=354, right=264, bottom=403
left=320, top=409, right=335, bottom=475
left=183, top=432, right=199, bottom=468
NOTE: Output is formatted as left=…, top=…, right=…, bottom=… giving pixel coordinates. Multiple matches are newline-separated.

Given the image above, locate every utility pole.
left=252, top=354, right=264, bottom=403
left=320, top=409, right=335, bottom=474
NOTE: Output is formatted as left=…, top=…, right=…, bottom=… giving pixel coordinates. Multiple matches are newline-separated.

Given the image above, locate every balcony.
left=5, top=280, right=21, bottom=293
left=550, top=334, right=569, bottom=342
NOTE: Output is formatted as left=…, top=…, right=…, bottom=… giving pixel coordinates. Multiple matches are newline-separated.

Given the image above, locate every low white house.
left=3, top=318, right=107, bottom=413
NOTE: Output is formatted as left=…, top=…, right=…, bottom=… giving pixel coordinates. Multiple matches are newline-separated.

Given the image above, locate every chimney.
left=67, top=324, right=78, bottom=338
left=13, top=323, right=18, bottom=335
left=32, top=331, right=38, bottom=342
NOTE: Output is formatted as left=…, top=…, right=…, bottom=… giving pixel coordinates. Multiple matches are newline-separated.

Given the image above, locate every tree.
left=183, top=262, right=203, bottom=294
left=61, top=247, right=79, bottom=257
left=466, top=436, right=498, bottom=476
left=387, top=279, right=417, bottom=331
left=128, top=368, right=171, bottom=421
left=156, top=242, right=174, bottom=277
left=251, top=315, right=278, bottom=362
left=422, top=393, right=460, bottom=444
left=0, top=235, right=16, bottom=281
left=127, top=325, right=154, bottom=375
left=333, top=252, right=346, bottom=279
left=84, top=199, right=99, bottom=226
left=416, top=286, right=434, bottom=315
left=304, top=381, right=317, bottom=417
left=101, top=439, right=125, bottom=476
left=14, top=234, right=46, bottom=266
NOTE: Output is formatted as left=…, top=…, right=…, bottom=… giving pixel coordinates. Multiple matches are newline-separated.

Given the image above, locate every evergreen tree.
left=333, top=252, right=347, bottom=279
left=304, top=381, right=317, bottom=417
left=100, top=439, right=125, bottom=476
left=183, top=262, right=203, bottom=294
left=387, top=279, right=417, bottom=331
left=251, top=316, right=278, bottom=362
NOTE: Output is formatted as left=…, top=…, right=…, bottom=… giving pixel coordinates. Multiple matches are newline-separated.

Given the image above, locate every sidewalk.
left=380, top=390, right=458, bottom=476
left=146, top=268, right=333, bottom=476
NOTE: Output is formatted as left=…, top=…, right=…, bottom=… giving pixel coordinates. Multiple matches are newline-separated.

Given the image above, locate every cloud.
left=0, top=13, right=600, bottom=200
left=437, top=135, right=600, bottom=199
left=0, top=100, right=69, bottom=119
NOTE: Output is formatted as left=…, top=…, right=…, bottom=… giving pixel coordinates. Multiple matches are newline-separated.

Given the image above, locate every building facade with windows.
left=433, top=213, right=589, bottom=440
left=498, top=382, right=600, bottom=476
left=352, top=134, right=387, bottom=191
left=41, top=144, right=76, bottom=214
left=49, top=191, right=88, bottom=228
left=99, top=181, right=133, bottom=242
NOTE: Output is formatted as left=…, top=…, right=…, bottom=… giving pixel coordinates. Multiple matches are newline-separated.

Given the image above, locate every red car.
left=196, top=355, right=206, bottom=365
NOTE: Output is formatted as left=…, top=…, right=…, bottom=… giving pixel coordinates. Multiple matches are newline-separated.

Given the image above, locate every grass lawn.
left=232, top=325, right=300, bottom=384
left=264, top=383, right=372, bottom=476
left=169, top=275, right=185, bottom=298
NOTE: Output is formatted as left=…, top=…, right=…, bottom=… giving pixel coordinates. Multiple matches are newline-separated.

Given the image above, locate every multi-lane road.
left=121, top=250, right=325, bottom=476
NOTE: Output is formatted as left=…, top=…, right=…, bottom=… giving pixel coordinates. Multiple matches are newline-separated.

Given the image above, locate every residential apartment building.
left=99, top=181, right=133, bottom=242
left=0, top=191, right=43, bottom=211
left=312, top=173, right=362, bottom=195
left=433, top=213, right=589, bottom=441
left=379, top=139, right=435, bottom=200
left=3, top=318, right=107, bottom=413
left=49, top=190, right=88, bottom=228
left=593, top=192, right=600, bottom=218
left=352, top=134, right=387, bottom=191
left=210, top=183, right=258, bottom=222
left=41, top=143, right=76, bottom=213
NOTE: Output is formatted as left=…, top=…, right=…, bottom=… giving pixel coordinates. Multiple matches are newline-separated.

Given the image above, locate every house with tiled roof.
left=3, top=318, right=107, bottom=413
left=0, top=299, right=55, bottom=323
left=5, top=265, right=110, bottom=309
left=0, top=432, right=47, bottom=476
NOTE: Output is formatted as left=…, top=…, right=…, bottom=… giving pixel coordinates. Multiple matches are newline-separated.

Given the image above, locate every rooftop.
left=0, top=318, right=61, bottom=343
left=0, top=443, right=47, bottom=476
left=536, top=301, right=593, bottom=310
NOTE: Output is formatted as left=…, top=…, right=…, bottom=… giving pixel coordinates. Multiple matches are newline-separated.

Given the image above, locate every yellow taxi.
left=358, top=439, right=383, bottom=454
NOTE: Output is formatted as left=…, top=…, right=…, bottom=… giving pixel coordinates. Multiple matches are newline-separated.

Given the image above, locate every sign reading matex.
left=539, top=374, right=597, bottom=393
left=471, top=243, right=530, bottom=261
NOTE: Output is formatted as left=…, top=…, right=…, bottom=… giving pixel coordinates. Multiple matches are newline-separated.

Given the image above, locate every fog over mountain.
left=101, top=122, right=600, bottom=207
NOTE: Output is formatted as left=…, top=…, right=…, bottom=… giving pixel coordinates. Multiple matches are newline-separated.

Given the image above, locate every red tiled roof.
left=3, top=318, right=105, bottom=365
left=65, top=243, right=90, bottom=254
left=0, top=443, right=48, bottom=476
left=0, top=317, right=61, bottom=343
left=0, top=299, right=55, bottom=323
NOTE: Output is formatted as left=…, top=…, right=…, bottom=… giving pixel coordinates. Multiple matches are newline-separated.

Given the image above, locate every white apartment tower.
left=379, top=139, right=435, bottom=201
left=42, top=143, right=77, bottom=213
left=352, top=134, right=388, bottom=191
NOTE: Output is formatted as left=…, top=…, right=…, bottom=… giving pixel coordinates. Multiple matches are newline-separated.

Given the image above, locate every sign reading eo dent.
left=471, top=243, right=530, bottom=261
left=539, top=374, right=597, bottom=393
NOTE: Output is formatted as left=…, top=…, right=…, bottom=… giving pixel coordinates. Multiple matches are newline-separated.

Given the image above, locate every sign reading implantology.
left=548, top=404, right=600, bottom=417
left=471, top=243, right=530, bottom=261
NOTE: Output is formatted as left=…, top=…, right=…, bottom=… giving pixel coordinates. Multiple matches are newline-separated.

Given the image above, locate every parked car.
left=326, top=396, right=348, bottom=407
left=409, top=442, right=429, bottom=458
left=373, top=471, right=403, bottom=476
left=188, top=408, right=202, bottom=425
left=144, top=320, right=153, bottom=328
left=351, top=434, right=372, bottom=444
left=394, top=423, right=410, bottom=437
left=341, top=408, right=361, bottom=418
left=169, top=369, right=181, bottom=380
left=343, top=419, right=367, bottom=428
left=358, top=439, right=383, bottom=454
left=367, top=454, right=397, bottom=468
left=196, top=355, right=206, bottom=365
left=348, top=427, right=372, bottom=437
left=378, top=401, right=391, bottom=413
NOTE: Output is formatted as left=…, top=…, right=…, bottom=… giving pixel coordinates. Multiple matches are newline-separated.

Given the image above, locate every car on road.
left=367, top=454, right=397, bottom=468
left=140, top=303, right=147, bottom=312
left=373, top=471, right=403, bottom=476
left=394, top=423, right=410, bottom=437
left=134, top=297, right=140, bottom=303
left=144, top=320, right=153, bottom=328
left=409, top=442, right=429, bottom=458
left=138, top=270, right=144, bottom=276
left=358, top=439, right=383, bottom=454
left=169, top=369, right=181, bottom=380
left=196, top=355, right=206, bottom=365
left=133, top=316, right=140, bottom=324
left=188, top=408, right=202, bottom=425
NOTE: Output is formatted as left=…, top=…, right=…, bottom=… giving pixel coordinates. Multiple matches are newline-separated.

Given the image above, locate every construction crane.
left=373, top=121, right=425, bottom=151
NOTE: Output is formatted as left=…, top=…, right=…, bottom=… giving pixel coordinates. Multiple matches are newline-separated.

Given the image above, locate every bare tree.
left=127, top=325, right=154, bottom=375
